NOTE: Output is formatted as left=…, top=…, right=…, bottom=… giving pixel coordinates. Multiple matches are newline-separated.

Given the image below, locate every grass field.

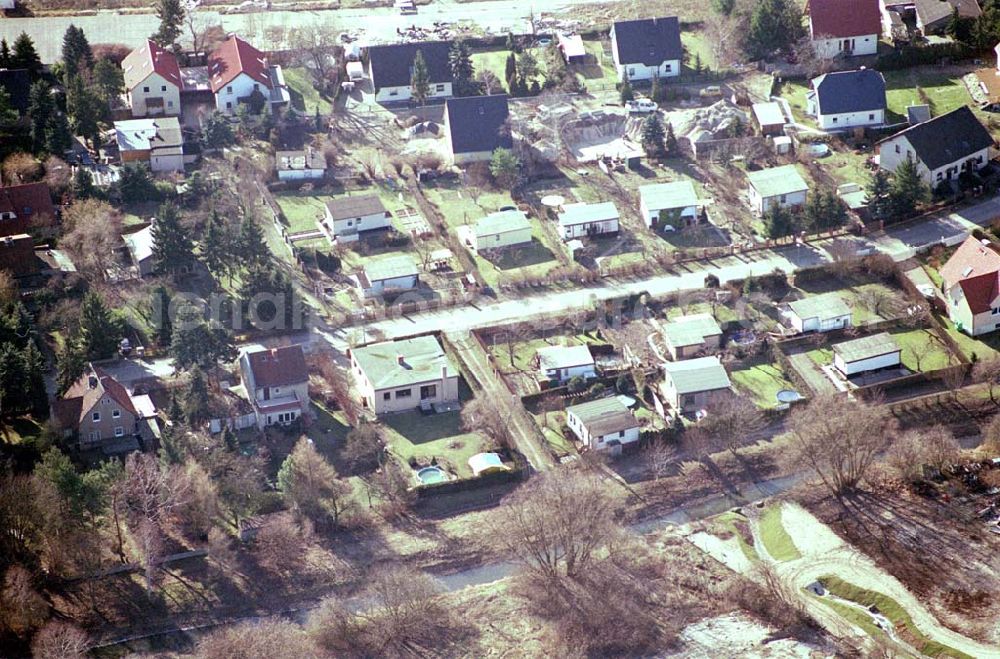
left=882, top=69, right=973, bottom=122
left=421, top=179, right=516, bottom=228
left=892, top=328, right=956, bottom=371
left=284, top=66, right=333, bottom=114
left=488, top=332, right=606, bottom=374
left=820, top=575, right=974, bottom=659
left=274, top=194, right=325, bottom=233
left=730, top=361, right=797, bottom=409
left=382, top=410, right=491, bottom=479
left=939, top=316, right=1000, bottom=362
left=758, top=506, right=801, bottom=561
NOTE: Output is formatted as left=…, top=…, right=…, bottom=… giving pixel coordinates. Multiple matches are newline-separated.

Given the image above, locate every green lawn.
left=820, top=575, right=974, bottom=659
left=939, top=316, right=1000, bottom=362
left=730, top=362, right=797, bottom=409
left=716, top=511, right=760, bottom=562
left=776, top=80, right=812, bottom=124
left=882, top=70, right=973, bottom=122
left=421, top=179, right=516, bottom=229
left=470, top=46, right=549, bottom=88
left=892, top=328, right=956, bottom=372
left=681, top=30, right=716, bottom=71
left=381, top=410, right=491, bottom=480
left=274, top=194, right=325, bottom=234
left=283, top=66, right=333, bottom=114
left=807, top=347, right=833, bottom=366
left=489, top=333, right=607, bottom=374
left=262, top=402, right=351, bottom=478
left=814, top=597, right=889, bottom=640
left=758, top=506, right=801, bottom=561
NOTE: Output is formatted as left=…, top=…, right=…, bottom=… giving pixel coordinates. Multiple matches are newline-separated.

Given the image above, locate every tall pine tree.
left=449, top=41, right=476, bottom=96
left=27, top=80, right=54, bottom=153
left=152, top=0, right=184, bottom=48
left=79, top=292, right=122, bottom=360
left=61, top=25, right=94, bottom=81
left=151, top=202, right=195, bottom=274
left=12, top=33, right=42, bottom=79
left=410, top=50, right=430, bottom=106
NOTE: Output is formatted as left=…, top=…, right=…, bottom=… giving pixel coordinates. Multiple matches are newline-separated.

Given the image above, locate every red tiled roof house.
left=52, top=366, right=141, bottom=450
left=808, top=0, right=881, bottom=58
left=0, top=182, right=56, bottom=237
left=939, top=235, right=1000, bottom=336
left=122, top=39, right=182, bottom=117
left=238, top=345, right=310, bottom=429
left=208, top=35, right=288, bottom=114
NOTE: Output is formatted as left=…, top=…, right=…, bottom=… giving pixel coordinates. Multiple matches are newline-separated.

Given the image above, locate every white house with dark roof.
left=121, top=39, right=182, bottom=117
left=877, top=106, right=994, bottom=188
left=808, top=0, right=881, bottom=58
left=558, top=201, right=620, bottom=239
left=537, top=344, right=596, bottom=384
left=444, top=95, right=513, bottom=164
left=746, top=165, right=809, bottom=216
left=639, top=180, right=700, bottom=229
left=659, top=356, right=733, bottom=414
left=787, top=293, right=852, bottom=333
left=239, top=345, right=310, bottom=429
left=566, top=397, right=640, bottom=451
left=366, top=41, right=453, bottom=104
left=471, top=209, right=532, bottom=251
left=356, top=254, right=419, bottom=298
left=323, top=194, right=391, bottom=242
left=807, top=69, right=886, bottom=130
left=610, top=16, right=683, bottom=82
left=350, top=335, right=460, bottom=414
left=114, top=117, right=185, bottom=173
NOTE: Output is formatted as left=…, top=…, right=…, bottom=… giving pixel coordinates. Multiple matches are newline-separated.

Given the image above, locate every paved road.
left=0, top=0, right=601, bottom=62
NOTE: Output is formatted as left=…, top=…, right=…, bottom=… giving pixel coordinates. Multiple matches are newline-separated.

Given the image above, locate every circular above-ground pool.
left=731, top=329, right=757, bottom=346
left=776, top=389, right=803, bottom=404
left=416, top=466, right=447, bottom=485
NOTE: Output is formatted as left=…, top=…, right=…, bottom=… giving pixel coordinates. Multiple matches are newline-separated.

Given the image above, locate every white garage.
left=833, top=332, right=902, bottom=377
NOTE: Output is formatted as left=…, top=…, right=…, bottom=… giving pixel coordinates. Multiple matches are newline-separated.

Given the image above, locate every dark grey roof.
left=907, top=104, right=931, bottom=125
left=566, top=397, right=639, bottom=436
left=325, top=194, right=387, bottom=221
left=813, top=69, right=886, bottom=115
left=611, top=17, right=683, bottom=67
left=0, top=69, right=30, bottom=115
left=367, top=41, right=453, bottom=89
left=445, top=94, right=513, bottom=155
left=879, top=106, right=994, bottom=171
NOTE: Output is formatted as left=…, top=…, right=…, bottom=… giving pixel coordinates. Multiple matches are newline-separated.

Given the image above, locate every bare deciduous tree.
left=887, top=425, right=961, bottom=483
left=355, top=567, right=448, bottom=655
left=461, top=396, right=512, bottom=448
left=787, top=395, right=896, bottom=496
left=60, top=199, right=124, bottom=279
left=694, top=394, right=766, bottom=458
left=278, top=437, right=354, bottom=527
left=174, top=459, right=219, bottom=540
left=972, top=358, right=1000, bottom=404
left=196, top=617, right=318, bottom=659
left=342, top=423, right=384, bottom=473
left=494, top=469, right=621, bottom=583
left=0, top=565, right=48, bottom=634
left=31, top=621, right=90, bottom=659
left=644, top=438, right=677, bottom=481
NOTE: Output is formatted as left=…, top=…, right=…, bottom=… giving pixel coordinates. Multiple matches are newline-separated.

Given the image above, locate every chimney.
left=397, top=354, right=405, bottom=366
left=88, top=375, right=98, bottom=389
left=440, top=365, right=447, bottom=379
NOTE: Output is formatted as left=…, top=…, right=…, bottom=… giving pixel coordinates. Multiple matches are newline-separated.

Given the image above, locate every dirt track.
left=756, top=503, right=1000, bottom=658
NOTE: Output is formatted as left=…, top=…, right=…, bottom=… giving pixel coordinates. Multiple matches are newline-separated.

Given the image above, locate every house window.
left=227, top=85, right=233, bottom=93
left=868, top=113, right=874, bottom=121
left=389, top=89, right=398, bottom=96
left=832, top=117, right=837, bottom=124
left=112, top=409, right=121, bottom=418
left=114, top=426, right=124, bottom=437
left=435, top=84, right=445, bottom=92
left=347, top=220, right=353, bottom=226
left=143, top=86, right=149, bottom=93
left=420, top=384, right=437, bottom=399
left=168, top=101, right=173, bottom=107
left=937, top=172, right=943, bottom=181
left=992, top=307, right=1000, bottom=316
left=273, top=387, right=280, bottom=395
left=664, top=64, right=672, bottom=72
left=895, top=144, right=900, bottom=154
left=618, top=430, right=625, bottom=438
left=89, top=430, right=101, bottom=442
left=779, top=194, right=787, bottom=203
left=383, top=392, right=391, bottom=401
left=226, top=102, right=232, bottom=109
left=92, top=411, right=100, bottom=422
left=253, top=83, right=260, bottom=91
left=395, top=388, right=412, bottom=399
left=161, top=85, right=166, bottom=92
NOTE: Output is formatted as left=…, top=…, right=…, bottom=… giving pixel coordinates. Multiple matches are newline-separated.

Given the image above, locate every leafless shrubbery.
left=886, top=426, right=961, bottom=483
left=30, top=621, right=90, bottom=659
left=196, top=618, right=318, bottom=659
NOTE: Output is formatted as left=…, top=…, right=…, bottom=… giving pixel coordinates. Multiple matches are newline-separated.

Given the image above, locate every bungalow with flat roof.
left=323, top=195, right=391, bottom=243
left=746, top=165, right=809, bottom=216
left=661, top=314, right=723, bottom=360
left=752, top=101, right=786, bottom=137
left=276, top=147, right=327, bottom=181
left=558, top=201, right=620, bottom=240
left=787, top=293, right=852, bottom=333
left=537, top=344, right=596, bottom=385
left=833, top=332, right=902, bottom=377
left=350, top=335, right=460, bottom=414
left=471, top=209, right=532, bottom=251
left=366, top=41, right=453, bottom=104
left=356, top=254, right=419, bottom=298
left=639, top=180, right=700, bottom=229
left=659, top=356, right=732, bottom=414
left=566, top=397, right=640, bottom=452
left=443, top=95, right=513, bottom=164
left=610, top=16, right=683, bottom=82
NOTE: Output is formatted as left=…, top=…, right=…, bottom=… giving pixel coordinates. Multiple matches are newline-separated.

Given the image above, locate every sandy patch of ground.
left=780, top=503, right=845, bottom=556
left=666, top=612, right=830, bottom=658
left=687, top=530, right=753, bottom=575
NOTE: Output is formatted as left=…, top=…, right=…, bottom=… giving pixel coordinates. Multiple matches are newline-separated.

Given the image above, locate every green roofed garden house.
left=565, top=397, right=640, bottom=453
left=786, top=293, right=852, bottom=334
left=746, top=165, right=809, bottom=216
left=660, top=314, right=723, bottom=360
left=639, top=180, right=702, bottom=230
left=536, top=344, right=596, bottom=385
left=350, top=335, right=460, bottom=415
left=659, top=355, right=733, bottom=414
left=469, top=209, right=532, bottom=252
left=832, top=332, right=902, bottom=379
left=355, top=254, right=419, bottom=298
